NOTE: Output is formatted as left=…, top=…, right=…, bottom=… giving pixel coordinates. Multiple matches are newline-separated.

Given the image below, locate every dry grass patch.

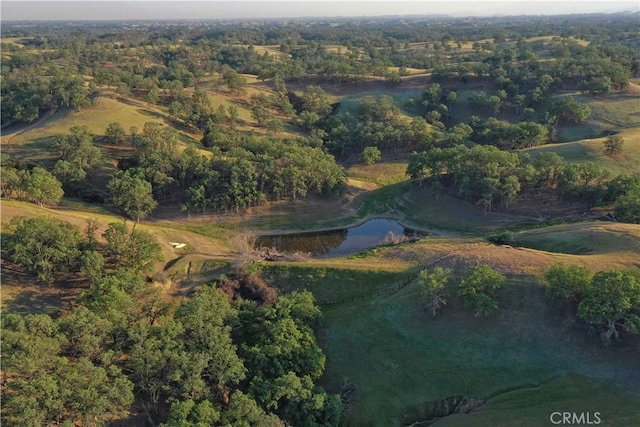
left=323, top=44, right=350, bottom=54
left=233, top=44, right=287, bottom=61
left=387, top=66, right=426, bottom=76
left=291, top=257, right=414, bottom=273
left=4, top=96, right=164, bottom=146
left=526, top=128, right=640, bottom=176
left=347, top=162, right=409, bottom=186
left=346, top=178, right=379, bottom=191
left=0, top=259, right=82, bottom=315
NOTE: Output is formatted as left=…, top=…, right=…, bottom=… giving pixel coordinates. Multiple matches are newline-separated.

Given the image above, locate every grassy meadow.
left=264, top=260, right=640, bottom=427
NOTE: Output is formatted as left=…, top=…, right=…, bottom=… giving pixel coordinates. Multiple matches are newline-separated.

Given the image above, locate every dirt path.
left=1, top=107, right=59, bottom=144
left=626, top=82, right=640, bottom=94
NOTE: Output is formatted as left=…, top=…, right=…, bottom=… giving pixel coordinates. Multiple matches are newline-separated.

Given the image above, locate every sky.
left=1, top=0, right=638, bottom=21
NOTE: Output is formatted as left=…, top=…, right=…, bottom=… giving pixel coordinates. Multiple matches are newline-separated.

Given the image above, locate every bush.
left=486, top=231, right=514, bottom=245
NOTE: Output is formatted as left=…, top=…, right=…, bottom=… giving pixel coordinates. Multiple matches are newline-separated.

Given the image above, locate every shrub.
left=486, top=230, right=514, bottom=245
left=361, top=146, right=382, bottom=166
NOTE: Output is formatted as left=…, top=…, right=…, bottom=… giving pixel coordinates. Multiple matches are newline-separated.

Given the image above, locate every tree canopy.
left=5, top=216, right=83, bottom=285
left=577, top=270, right=640, bottom=344
left=458, top=264, right=505, bottom=317
left=107, top=170, right=158, bottom=222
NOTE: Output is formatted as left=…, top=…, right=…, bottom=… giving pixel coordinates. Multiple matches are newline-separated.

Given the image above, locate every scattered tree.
left=603, top=135, right=624, bottom=156
left=418, top=267, right=453, bottom=317
left=102, top=222, right=162, bottom=271
left=105, top=122, right=127, bottom=145
left=458, top=264, right=505, bottom=316
left=544, top=263, right=593, bottom=301
left=577, top=270, right=640, bottom=344
left=23, top=167, right=64, bottom=206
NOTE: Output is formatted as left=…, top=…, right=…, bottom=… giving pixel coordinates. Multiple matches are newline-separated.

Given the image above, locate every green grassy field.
left=582, top=94, right=640, bottom=130
left=264, top=264, right=640, bottom=427
left=435, top=375, right=640, bottom=427
left=513, top=222, right=640, bottom=256
left=354, top=183, right=540, bottom=233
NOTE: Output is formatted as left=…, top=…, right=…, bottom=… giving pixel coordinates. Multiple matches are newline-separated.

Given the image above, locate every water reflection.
left=255, top=219, right=420, bottom=258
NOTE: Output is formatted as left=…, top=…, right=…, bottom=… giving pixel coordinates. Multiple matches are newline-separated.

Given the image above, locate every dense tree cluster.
left=2, top=313, right=134, bottom=426
left=314, top=95, right=435, bottom=159
left=0, top=159, right=64, bottom=207
left=107, top=126, right=346, bottom=214
left=4, top=216, right=162, bottom=285
left=1, top=67, right=92, bottom=126
left=3, top=285, right=339, bottom=426
left=1, top=216, right=340, bottom=426
left=50, top=125, right=103, bottom=185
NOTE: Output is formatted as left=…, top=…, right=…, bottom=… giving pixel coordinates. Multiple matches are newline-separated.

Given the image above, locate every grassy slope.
left=527, top=93, right=640, bottom=174
left=527, top=128, right=640, bottom=176
left=347, top=162, right=409, bottom=186
left=435, top=374, right=640, bottom=427
left=265, top=257, right=640, bottom=427
left=514, top=222, right=640, bottom=257
left=5, top=95, right=169, bottom=145
left=1, top=94, right=207, bottom=171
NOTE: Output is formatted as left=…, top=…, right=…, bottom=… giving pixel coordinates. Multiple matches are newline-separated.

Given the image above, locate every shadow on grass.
left=1, top=260, right=83, bottom=316
left=135, top=108, right=165, bottom=120
left=3, top=286, right=79, bottom=317
left=4, top=136, right=57, bottom=165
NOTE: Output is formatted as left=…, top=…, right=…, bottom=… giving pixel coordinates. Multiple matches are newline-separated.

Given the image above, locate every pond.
left=254, top=219, right=422, bottom=258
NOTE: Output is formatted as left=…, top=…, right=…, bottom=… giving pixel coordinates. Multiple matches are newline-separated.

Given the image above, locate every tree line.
left=417, top=261, right=640, bottom=345
left=1, top=119, right=347, bottom=219
left=407, top=145, right=640, bottom=221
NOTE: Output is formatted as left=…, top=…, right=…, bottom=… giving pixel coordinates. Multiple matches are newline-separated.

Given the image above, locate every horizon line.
left=2, top=9, right=638, bottom=23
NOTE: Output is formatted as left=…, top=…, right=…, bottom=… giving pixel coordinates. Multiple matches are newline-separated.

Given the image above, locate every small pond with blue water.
left=255, top=218, right=422, bottom=258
